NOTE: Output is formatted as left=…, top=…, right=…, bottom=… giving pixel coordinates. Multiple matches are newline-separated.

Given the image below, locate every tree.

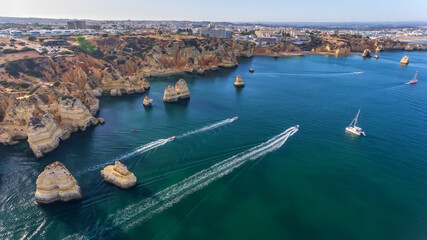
left=28, top=36, right=36, bottom=41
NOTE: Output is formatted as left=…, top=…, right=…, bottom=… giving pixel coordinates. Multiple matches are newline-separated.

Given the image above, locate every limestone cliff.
left=27, top=114, right=68, bottom=158
left=35, top=161, right=82, bottom=204
left=100, top=161, right=137, bottom=189
left=0, top=85, right=103, bottom=157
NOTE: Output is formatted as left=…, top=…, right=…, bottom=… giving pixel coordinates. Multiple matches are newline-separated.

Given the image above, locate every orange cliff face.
left=0, top=36, right=254, bottom=156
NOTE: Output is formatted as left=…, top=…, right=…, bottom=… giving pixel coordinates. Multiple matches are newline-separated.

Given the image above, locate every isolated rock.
left=400, top=56, right=409, bottom=65
left=35, top=161, right=82, bottom=204
left=143, top=96, right=153, bottom=107
left=362, top=49, right=372, bottom=58
left=163, top=79, right=190, bottom=102
left=374, top=54, right=379, bottom=59
left=100, top=161, right=137, bottom=189
left=175, top=79, right=190, bottom=99
left=234, top=75, right=245, bottom=87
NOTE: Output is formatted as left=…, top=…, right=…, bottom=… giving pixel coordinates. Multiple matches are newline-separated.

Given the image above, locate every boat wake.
left=177, top=117, right=238, bottom=138
left=78, top=117, right=238, bottom=174
left=112, top=126, right=298, bottom=230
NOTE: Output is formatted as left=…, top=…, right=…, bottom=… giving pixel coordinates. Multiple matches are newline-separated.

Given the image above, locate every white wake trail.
left=112, top=126, right=298, bottom=229
left=177, top=117, right=238, bottom=138
left=78, top=118, right=238, bottom=175
left=115, top=138, right=170, bottom=162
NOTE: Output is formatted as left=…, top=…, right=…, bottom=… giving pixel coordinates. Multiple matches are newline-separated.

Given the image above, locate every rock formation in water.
left=374, top=54, right=379, bottom=59
left=175, top=79, right=191, bottom=99
left=163, top=79, right=190, bottom=102
left=163, top=85, right=179, bottom=102
left=400, top=56, right=409, bottom=65
left=0, top=85, right=104, bottom=157
left=362, top=49, right=372, bottom=58
left=255, top=35, right=427, bottom=56
left=35, top=161, right=82, bottom=204
left=143, top=96, right=153, bottom=107
left=234, top=75, right=245, bottom=87
left=100, top=161, right=137, bottom=189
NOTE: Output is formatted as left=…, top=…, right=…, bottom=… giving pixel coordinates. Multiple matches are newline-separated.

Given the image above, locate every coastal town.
left=1, top=18, right=427, bottom=48
left=1, top=0, right=427, bottom=238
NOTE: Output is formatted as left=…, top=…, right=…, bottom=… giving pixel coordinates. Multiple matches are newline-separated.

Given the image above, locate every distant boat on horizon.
left=405, top=71, right=418, bottom=85
left=346, top=109, right=366, bottom=136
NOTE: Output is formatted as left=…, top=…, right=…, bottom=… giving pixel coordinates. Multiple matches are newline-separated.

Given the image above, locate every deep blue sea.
left=1, top=52, right=426, bottom=239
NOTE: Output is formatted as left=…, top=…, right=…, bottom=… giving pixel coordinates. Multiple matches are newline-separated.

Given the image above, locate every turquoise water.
left=1, top=52, right=427, bottom=239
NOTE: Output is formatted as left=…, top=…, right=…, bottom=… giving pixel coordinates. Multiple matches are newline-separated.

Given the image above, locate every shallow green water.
left=1, top=53, right=427, bottom=239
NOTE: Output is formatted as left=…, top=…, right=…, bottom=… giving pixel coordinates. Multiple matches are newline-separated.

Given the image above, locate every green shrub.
left=53, top=81, right=61, bottom=87
left=76, top=36, right=104, bottom=58
left=28, top=36, right=36, bottom=41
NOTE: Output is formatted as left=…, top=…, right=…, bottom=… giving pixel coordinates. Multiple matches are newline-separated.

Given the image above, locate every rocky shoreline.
left=0, top=35, right=426, bottom=158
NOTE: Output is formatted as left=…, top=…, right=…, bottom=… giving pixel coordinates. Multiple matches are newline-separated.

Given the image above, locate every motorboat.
left=232, top=116, right=238, bottom=121
left=345, top=109, right=366, bottom=136
left=168, top=136, right=176, bottom=141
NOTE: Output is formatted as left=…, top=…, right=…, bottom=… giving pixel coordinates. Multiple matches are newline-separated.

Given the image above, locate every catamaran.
left=405, top=71, right=418, bottom=85
left=346, top=109, right=366, bottom=136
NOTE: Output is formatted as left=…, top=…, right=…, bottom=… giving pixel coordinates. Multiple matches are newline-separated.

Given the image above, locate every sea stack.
left=143, top=96, right=153, bottom=107
left=374, top=54, right=379, bottom=59
left=175, top=79, right=191, bottom=99
left=362, top=49, right=372, bottom=58
left=400, top=56, right=409, bottom=65
left=35, top=161, right=82, bottom=204
left=249, top=68, right=254, bottom=73
left=234, top=75, right=245, bottom=87
left=100, top=161, right=137, bottom=189
left=163, top=79, right=190, bottom=102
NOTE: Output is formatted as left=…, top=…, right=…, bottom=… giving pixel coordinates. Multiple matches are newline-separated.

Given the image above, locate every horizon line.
left=1, top=16, right=427, bottom=25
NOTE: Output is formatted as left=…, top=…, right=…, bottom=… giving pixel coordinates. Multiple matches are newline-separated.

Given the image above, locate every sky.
left=2, top=0, right=427, bottom=22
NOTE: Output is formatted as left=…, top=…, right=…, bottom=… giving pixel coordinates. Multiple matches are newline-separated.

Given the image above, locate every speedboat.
left=295, top=125, right=299, bottom=129
left=405, top=71, right=418, bottom=85
left=345, top=109, right=366, bottom=136
left=168, top=136, right=176, bottom=141
left=232, top=116, right=238, bottom=121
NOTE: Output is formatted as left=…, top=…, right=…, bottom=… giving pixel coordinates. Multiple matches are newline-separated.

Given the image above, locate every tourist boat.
left=345, top=109, right=366, bottom=136
left=168, top=136, right=176, bottom=141
left=405, top=71, right=418, bottom=85
left=232, top=116, right=238, bottom=121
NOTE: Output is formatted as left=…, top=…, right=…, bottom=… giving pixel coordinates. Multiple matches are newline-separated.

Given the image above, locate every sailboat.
left=405, top=71, right=418, bottom=85
left=345, top=109, right=366, bottom=136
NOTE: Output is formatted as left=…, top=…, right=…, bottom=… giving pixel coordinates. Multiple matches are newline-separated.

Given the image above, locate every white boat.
left=345, top=109, right=366, bottom=136
left=405, top=71, right=418, bottom=85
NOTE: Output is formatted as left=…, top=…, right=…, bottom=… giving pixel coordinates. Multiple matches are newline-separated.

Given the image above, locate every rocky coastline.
left=0, top=35, right=426, bottom=157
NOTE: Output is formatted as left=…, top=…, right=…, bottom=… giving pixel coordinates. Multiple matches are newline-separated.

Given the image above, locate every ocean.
left=0, top=52, right=426, bottom=239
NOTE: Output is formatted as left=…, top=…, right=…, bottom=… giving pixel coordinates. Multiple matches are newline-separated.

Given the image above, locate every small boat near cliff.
left=345, top=109, right=366, bottom=136
left=405, top=71, right=418, bottom=85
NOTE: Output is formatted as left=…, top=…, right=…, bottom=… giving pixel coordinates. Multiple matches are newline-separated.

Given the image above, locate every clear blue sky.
left=3, top=0, right=427, bottom=22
